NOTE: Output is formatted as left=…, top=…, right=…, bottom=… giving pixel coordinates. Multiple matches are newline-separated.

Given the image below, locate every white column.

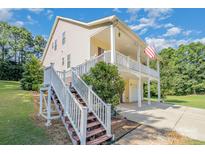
left=63, top=70, right=66, bottom=83
left=110, top=25, right=115, bottom=64
left=106, top=104, right=112, bottom=137
left=138, top=77, right=142, bottom=107
left=157, top=60, right=161, bottom=103
left=39, top=90, right=43, bottom=115
left=80, top=107, right=88, bottom=145
left=147, top=57, right=151, bottom=105
left=137, top=45, right=142, bottom=107
left=46, top=86, right=52, bottom=126
left=148, top=79, right=151, bottom=105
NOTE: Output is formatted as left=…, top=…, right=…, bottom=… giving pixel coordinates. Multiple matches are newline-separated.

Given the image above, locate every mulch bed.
left=32, top=92, right=141, bottom=145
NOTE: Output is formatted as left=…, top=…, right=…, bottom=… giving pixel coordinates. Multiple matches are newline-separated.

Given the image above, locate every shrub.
left=20, top=55, right=43, bottom=91
left=82, top=61, right=125, bottom=110
left=0, top=61, right=23, bottom=81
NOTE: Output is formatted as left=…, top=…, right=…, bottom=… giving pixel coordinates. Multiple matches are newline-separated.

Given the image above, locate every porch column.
left=157, top=60, right=161, bottom=103
left=147, top=57, right=151, bottom=105
left=110, top=25, right=116, bottom=64
left=137, top=45, right=142, bottom=107
left=138, top=77, right=142, bottom=107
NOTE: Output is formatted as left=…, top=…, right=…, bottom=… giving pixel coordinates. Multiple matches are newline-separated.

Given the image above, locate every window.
left=54, top=39, right=57, bottom=50
left=62, top=32, right=66, bottom=45
left=97, top=47, right=104, bottom=56
left=52, top=42, right=54, bottom=50
left=67, top=54, right=71, bottom=69
left=62, top=57, right=64, bottom=66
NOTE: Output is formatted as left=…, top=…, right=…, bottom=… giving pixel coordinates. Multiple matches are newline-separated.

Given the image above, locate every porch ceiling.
left=91, top=27, right=148, bottom=63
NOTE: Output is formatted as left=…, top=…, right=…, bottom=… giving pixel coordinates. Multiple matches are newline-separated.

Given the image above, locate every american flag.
left=144, top=46, right=156, bottom=59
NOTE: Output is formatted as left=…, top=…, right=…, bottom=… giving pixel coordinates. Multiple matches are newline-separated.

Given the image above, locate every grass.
left=0, top=80, right=50, bottom=144
left=165, top=95, right=205, bottom=109
left=145, top=95, right=205, bottom=109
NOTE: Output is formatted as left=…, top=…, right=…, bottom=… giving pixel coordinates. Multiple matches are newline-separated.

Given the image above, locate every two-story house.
left=40, top=15, right=161, bottom=145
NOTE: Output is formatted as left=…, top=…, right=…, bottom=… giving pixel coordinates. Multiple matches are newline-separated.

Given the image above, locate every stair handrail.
left=70, top=53, right=112, bottom=136
left=44, top=65, right=87, bottom=144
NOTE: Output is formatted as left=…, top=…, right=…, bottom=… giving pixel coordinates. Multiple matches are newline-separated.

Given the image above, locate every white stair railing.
left=71, top=69, right=111, bottom=136
left=44, top=65, right=87, bottom=145
left=69, top=53, right=112, bottom=136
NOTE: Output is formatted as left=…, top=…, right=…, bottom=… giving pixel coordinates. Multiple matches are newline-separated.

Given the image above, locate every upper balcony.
left=89, top=23, right=160, bottom=80
left=103, top=51, right=159, bottom=80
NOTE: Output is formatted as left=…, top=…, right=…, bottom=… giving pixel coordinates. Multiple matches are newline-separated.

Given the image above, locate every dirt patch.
left=111, top=115, right=141, bottom=141
left=32, top=92, right=72, bottom=145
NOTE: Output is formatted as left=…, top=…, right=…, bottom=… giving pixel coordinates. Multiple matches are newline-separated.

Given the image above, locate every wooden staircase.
left=51, top=85, right=112, bottom=145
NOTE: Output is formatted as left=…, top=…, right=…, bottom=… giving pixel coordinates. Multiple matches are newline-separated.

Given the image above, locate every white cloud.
left=127, top=8, right=141, bottom=14
left=26, top=15, right=38, bottom=25
left=139, top=28, right=148, bottom=35
left=130, top=17, right=155, bottom=31
left=144, top=8, right=173, bottom=20
left=128, top=8, right=173, bottom=32
left=126, top=8, right=141, bottom=23
left=113, top=8, right=121, bottom=13
left=13, top=21, right=24, bottom=27
left=46, top=10, right=54, bottom=20
left=164, top=27, right=182, bottom=37
left=164, top=23, right=174, bottom=28
left=145, top=36, right=205, bottom=51
left=28, top=8, right=44, bottom=14
left=0, top=9, right=13, bottom=21
left=193, top=37, right=205, bottom=44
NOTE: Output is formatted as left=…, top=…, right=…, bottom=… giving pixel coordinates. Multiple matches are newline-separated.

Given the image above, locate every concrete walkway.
left=117, top=102, right=205, bottom=141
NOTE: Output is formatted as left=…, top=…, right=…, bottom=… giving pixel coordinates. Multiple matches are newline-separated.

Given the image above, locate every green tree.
left=33, top=35, right=47, bottom=58
left=82, top=61, right=125, bottom=110
left=20, top=55, right=43, bottom=91
left=158, top=42, right=205, bottom=96
left=0, top=22, right=10, bottom=61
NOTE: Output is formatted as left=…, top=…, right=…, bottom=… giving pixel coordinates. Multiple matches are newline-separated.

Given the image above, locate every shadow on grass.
left=166, top=99, right=188, bottom=104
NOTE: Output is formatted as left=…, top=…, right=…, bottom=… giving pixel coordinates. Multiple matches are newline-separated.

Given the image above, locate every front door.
left=129, top=83, right=138, bottom=102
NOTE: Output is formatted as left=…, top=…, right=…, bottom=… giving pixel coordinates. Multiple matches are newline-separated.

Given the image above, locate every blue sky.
left=0, top=8, right=205, bottom=51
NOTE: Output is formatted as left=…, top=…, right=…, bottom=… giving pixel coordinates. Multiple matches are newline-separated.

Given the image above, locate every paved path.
left=117, top=102, right=205, bottom=141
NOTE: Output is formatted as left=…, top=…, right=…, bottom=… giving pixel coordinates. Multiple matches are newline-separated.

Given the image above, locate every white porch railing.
left=44, top=65, right=87, bottom=144
left=114, top=51, right=159, bottom=79
left=74, top=52, right=111, bottom=76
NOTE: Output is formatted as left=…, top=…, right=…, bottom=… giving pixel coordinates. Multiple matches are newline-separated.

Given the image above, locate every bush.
left=0, top=61, right=23, bottom=81
left=20, top=55, right=43, bottom=91
left=82, top=61, right=125, bottom=110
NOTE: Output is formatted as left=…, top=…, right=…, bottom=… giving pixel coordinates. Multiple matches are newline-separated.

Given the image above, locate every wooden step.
left=72, top=127, right=105, bottom=142
left=87, top=134, right=111, bottom=145
left=87, top=127, right=105, bottom=138
left=87, top=121, right=101, bottom=129
left=88, top=115, right=96, bottom=121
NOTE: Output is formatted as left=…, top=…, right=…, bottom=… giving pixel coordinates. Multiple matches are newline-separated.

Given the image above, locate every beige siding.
left=43, top=19, right=108, bottom=71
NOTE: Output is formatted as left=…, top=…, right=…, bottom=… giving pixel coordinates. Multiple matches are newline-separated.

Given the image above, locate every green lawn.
left=145, top=95, right=205, bottom=109
left=166, top=95, right=205, bottom=109
left=0, top=80, right=50, bottom=144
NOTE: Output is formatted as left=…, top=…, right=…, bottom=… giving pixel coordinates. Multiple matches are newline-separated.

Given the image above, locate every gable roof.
left=42, top=15, right=159, bottom=63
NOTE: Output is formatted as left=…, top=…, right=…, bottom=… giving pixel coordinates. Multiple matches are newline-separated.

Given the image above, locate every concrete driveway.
left=117, top=102, right=205, bottom=141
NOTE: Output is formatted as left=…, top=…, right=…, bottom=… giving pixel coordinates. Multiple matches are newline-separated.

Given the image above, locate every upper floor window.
left=62, top=57, right=64, bottom=66
left=52, top=42, right=54, bottom=50
left=54, top=39, right=57, bottom=51
left=62, top=32, right=66, bottom=45
left=67, top=54, right=71, bottom=69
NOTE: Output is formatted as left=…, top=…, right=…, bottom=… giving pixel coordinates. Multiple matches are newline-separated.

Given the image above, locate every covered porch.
left=89, top=24, right=161, bottom=107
